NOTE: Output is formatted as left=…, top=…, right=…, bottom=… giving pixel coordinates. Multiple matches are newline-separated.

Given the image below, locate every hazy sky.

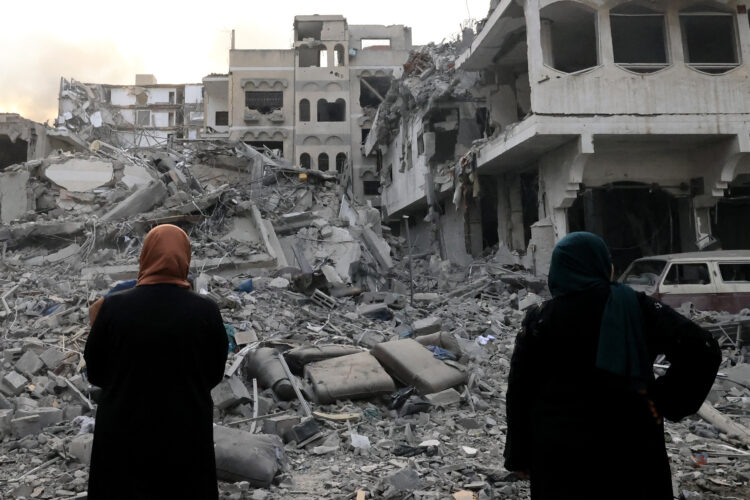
left=1, top=0, right=488, bottom=123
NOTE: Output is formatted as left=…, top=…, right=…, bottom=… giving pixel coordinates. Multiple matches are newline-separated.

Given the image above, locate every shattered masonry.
left=1, top=2, right=750, bottom=499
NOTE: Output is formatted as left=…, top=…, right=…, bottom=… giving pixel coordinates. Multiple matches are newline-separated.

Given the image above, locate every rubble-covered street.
left=0, top=139, right=749, bottom=499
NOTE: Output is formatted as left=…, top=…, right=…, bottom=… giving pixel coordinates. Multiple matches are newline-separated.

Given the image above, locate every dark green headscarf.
left=548, top=232, right=650, bottom=390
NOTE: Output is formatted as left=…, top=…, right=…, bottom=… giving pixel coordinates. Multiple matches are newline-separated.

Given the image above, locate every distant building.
left=204, top=15, right=413, bottom=203
left=57, top=74, right=204, bottom=148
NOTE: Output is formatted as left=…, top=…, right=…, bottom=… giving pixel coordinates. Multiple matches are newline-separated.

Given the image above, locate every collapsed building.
left=367, top=0, right=750, bottom=273
left=57, top=74, right=205, bottom=148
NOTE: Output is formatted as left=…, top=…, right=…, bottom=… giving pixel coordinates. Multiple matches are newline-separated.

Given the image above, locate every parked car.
left=619, top=251, right=750, bottom=313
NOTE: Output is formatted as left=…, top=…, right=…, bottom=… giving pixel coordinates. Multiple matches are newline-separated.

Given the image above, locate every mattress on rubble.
left=284, top=344, right=365, bottom=374
left=371, top=339, right=466, bottom=395
left=304, top=351, right=396, bottom=404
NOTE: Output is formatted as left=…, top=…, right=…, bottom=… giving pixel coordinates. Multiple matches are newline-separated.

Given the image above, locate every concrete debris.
left=1, top=124, right=748, bottom=499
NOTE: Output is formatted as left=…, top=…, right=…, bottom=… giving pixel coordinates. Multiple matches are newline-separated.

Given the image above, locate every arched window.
left=680, top=4, right=739, bottom=74
left=300, top=153, right=311, bottom=169
left=299, top=99, right=310, bottom=122
left=335, top=153, right=347, bottom=173
left=610, top=3, right=668, bottom=73
left=334, top=44, right=346, bottom=67
left=318, top=153, right=330, bottom=171
left=317, top=98, right=346, bottom=122
left=540, top=1, right=598, bottom=73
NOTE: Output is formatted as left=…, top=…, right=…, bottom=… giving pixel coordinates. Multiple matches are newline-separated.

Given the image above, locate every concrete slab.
left=0, top=170, right=31, bottom=224
left=44, top=158, right=113, bottom=191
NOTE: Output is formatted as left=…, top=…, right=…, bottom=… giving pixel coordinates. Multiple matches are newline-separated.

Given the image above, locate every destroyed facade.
left=367, top=0, right=750, bottom=274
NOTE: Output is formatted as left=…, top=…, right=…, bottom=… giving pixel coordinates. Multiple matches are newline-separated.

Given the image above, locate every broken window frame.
left=335, top=153, right=347, bottom=174
left=679, top=5, right=740, bottom=74
left=317, top=98, right=347, bottom=122
left=610, top=4, right=670, bottom=73
left=245, top=91, right=283, bottom=114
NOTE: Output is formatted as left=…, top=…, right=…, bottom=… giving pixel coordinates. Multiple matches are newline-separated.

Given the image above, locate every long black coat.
left=84, top=284, right=228, bottom=500
left=504, top=286, right=721, bottom=500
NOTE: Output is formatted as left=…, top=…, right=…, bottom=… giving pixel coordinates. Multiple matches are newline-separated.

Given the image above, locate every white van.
left=619, top=251, right=750, bottom=313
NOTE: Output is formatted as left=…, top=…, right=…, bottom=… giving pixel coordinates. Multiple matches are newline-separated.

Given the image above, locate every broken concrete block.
left=101, top=180, right=168, bottom=221
left=40, top=348, right=67, bottom=371
left=371, top=339, right=466, bottom=395
left=68, top=433, right=94, bottom=465
left=305, top=351, right=396, bottom=404
left=518, top=292, right=544, bottom=311
left=15, top=351, right=44, bottom=378
left=0, top=169, right=32, bottom=224
left=1, top=371, right=28, bottom=396
left=412, top=316, right=442, bottom=336
left=283, top=418, right=320, bottom=446
left=261, top=415, right=300, bottom=440
left=44, top=158, right=114, bottom=192
left=63, top=405, right=83, bottom=420
left=384, top=467, right=423, bottom=492
left=268, top=277, right=289, bottom=289
left=413, top=292, right=440, bottom=303
left=12, top=407, right=63, bottom=437
left=361, top=225, right=393, bottom=272
left=213, top=426, right=286, bottom=487
left=234, top=330, right=258, bottom=346
left=0, top=393, right=12, bottom=410
left=211, top=376, right=251, bottom=410
left=358, top=302, right=394, bottom=321
left=25, top=243, right=81, bottom=266
left=424, top=388, right=462, bottom=408
left=0, top=409, right=13, bottom=437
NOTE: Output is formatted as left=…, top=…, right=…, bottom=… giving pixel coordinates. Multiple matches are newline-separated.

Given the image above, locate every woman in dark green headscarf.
left=504, top=232, right=720, bottom=500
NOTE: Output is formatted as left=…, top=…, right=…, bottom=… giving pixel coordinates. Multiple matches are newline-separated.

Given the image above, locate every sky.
left=0, top=0, right=489, bottom=123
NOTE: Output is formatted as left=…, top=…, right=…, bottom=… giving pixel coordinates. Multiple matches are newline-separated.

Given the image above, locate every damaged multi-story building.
left=57, top=74, right=204, bottom=148
left=367, top=0, right=750, bottom=273
left=203, top=15, right=413, bottom=203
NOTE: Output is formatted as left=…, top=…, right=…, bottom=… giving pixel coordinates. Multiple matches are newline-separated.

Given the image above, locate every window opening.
left=361, top=128, right=371, bottom=145
left=663, top=263, right=711, bottom=285
left=361, top=39, right=391, bottom=50
left=245, top=91, right=283, bottom=114
left=540, top=1, right=599, bottom=73
left=168, top=112, right=175, bottom=126
left=363, top=180, right=380, bottom=195
left=611, top=4, right=668, bottom=73
left=299, top=99, right=311, bottom=122
left=680, top=5, right=739, bottom=73
left=334, top=44, right=345, bottom=67
left=169, top=91, right=175, bottom=104
left=296, top=21, right=323, bottom=41
left=359, top=76, right=391, bottom=108
left=719, top=263, right=750, bottom=282
left=318, top=153, right=330, bottom=171
left=299, top=46, right=328, bottom=67
left=300, top=153, right=311, bottom=169
left=336, top=153, right=347, bottom=173
left=136, top=110, right=151, bottom=126
left=317, top=98, right=346, bottom=122
left=215, top=111, right=228, bottom=126
left=245, top=141, right=283, bottom=156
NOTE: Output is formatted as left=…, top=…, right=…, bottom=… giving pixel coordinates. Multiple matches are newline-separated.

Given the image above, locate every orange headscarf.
left=136, top=224, right=192, bottom=288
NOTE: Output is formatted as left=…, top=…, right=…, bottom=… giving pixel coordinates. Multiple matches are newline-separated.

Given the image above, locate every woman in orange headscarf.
left=84, top=224, right=228, bottom=499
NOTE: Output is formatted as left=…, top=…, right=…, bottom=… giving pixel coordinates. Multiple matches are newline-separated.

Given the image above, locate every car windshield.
left=620, top=260, right=667, bottom=288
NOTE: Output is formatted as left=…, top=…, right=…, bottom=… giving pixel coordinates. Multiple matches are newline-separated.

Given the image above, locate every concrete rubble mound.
left=1, top=123, right=749, bottom=500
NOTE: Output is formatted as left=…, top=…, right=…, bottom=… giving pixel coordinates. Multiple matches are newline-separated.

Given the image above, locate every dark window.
left=300, top=153, right=311, bottom=169
left=299, top=46, right=328, bottom=68
left=318, top=153, right=329, bottom=171
left=363, top=180, right=380, bottom=196
left=663, top=263, right=711, bottom=286
left=317, top=98, right=346, bottom=122
left=245, top=141, right=283, bottom=156
left=245, top=91, right=283, bottom=114
left=540, top=1, right=599, bottom=73
left=299, top=99, right=310, bottom=122
left=680, top=6, right=738, bottom=73
left=336, top=153, right=347, bottom=173
left=334, top=44, right=346, bottom=67
left=215, top=111, right=228, bottom=126
left=417, top=133, right=425, bottom=155
left=361, top=128, right=371, bottom=145
left=719, top=263, right=750, bottom=282
left=359, top=76, right=391, bottom=107
left=611, top=4, right=668, bottom=73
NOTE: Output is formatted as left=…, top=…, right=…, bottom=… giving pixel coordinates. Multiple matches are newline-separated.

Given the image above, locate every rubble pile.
left=1, top=138, right=750, bottom=499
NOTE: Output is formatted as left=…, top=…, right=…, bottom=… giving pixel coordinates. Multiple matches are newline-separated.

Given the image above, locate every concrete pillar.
left=665, top=5, right=685, bottom=65
left=597, top=9, right=614, bottom=66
